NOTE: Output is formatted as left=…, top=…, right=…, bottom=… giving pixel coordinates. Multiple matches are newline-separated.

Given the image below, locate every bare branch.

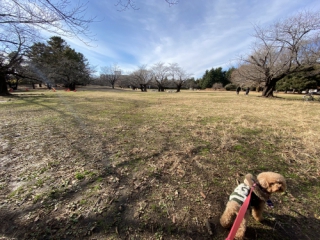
left=100, top=64, right=122, bottom=89
left=115, top=0, right=178, bottom=11
left=238, top=10, right=320, bottom=97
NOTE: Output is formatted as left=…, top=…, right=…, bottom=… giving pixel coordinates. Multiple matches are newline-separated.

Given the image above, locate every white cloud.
left=59, top=0, right=320, bottom=77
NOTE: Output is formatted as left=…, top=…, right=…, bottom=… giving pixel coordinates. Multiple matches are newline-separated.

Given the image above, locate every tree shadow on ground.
left=1, top=92, right=319, bottom=240
left=207, top=212, right=320, bottom=240
left=0, top=160, right=217, bottom=240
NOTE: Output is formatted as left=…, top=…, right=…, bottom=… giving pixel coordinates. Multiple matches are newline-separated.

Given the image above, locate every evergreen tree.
left=199, top=67, right=230, bottom=89
left=276, top=69, right=319, bottom=93
left=27, top=36, right=91, bottom=90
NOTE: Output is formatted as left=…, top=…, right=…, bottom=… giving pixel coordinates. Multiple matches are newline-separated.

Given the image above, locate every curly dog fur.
left=220, top=172, right=286, bottom=240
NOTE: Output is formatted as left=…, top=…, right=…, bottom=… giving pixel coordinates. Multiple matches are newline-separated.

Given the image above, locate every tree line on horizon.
left=1, top=1, right=320, bottom=96
left=97, top=62, right=194, bottom=92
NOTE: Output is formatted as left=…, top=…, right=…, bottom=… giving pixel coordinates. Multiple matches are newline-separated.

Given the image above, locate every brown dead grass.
left=0, top=88, right=320, bottom=240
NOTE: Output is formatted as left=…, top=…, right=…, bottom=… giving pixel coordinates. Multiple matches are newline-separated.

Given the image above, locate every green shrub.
left=75, top=172, right=85, bottom=180
left=225, top=83, right=237, bottom=91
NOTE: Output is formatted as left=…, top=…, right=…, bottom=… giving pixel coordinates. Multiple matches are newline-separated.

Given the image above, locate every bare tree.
left=130, top=65, right=153, bottom=91
left=1, top=0, right=94, bottom=40
left=238, top=10, right=320, bottom=97
left=115, top=0, right=178, bottom=11
left=168, top=63, right=192, bottom=92
left=0, top=0, right=95, bottom=95
left=100, top=64, right=122, bottom=89
left=231, top=63, right=265, bottom=90
left=212, top=82, right=223, bottom=90
left=0, top=27, right=26, bottom=95
left=150, top=62, right=170, bottom=92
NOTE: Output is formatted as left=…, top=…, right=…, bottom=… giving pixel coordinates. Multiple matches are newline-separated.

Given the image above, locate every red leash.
left=226, top=184, right=256, bottom=240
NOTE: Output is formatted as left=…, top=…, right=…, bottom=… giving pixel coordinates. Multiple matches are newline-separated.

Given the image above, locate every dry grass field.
left=0, top=87, right=320, bottom=240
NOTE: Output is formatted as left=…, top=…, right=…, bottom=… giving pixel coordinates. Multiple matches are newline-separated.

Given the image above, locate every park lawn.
left=0, top=88, right=319, bottom=240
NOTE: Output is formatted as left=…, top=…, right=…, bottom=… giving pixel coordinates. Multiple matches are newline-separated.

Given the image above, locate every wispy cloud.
left=62, top=0, right=320, bottom=77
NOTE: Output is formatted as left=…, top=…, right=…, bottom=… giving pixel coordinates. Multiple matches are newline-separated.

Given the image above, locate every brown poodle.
left=220, top=172, right=286, bottom=240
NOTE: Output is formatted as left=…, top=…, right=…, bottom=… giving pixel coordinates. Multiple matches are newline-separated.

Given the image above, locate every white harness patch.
left=229, top=183, right=250, bottom=204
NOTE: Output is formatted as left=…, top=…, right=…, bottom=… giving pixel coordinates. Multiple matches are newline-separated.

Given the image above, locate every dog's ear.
left=244, top=173, right=256, bottom=187
left=258, top=178, right=269, bottom=189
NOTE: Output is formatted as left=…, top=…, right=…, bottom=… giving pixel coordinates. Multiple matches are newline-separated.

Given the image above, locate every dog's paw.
left=252, top=215, right=263, bottom=222
left=234, top=233, right=245, bottom=240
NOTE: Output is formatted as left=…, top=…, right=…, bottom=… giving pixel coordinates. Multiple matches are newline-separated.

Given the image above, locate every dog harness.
left=229, top=183, right=268, bottom=207
left=229, top=183, right=250, bottom=205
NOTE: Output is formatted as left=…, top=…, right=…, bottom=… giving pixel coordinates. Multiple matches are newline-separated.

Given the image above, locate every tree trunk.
left=12, top=82, right=18, bottom=90
left=156, top=83, right=165, bottom=92
left=69, top=82, right=76, bottom=91
left=140, top=84, right=147, bottom=92
left=0, top=73, right=10, bottom=96
left=176, top=84, right=181, bottom=92
left=262, top=80, right=276, bottom=97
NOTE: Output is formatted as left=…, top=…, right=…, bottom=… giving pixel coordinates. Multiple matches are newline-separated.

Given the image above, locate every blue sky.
left=63, top=0, right=320, bottom=78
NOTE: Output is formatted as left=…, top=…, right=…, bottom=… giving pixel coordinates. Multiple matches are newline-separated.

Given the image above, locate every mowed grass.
left=0, top=88, right=319, bottom=240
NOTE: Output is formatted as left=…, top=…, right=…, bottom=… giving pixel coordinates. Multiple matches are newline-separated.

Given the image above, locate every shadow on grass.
left=3, top=211, right=317, bottom=240
left=1, top=92, right=319, bottom=239
left=0, top=163, right=216, bottom=239
left=245, top=213, right=320, bottom=240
